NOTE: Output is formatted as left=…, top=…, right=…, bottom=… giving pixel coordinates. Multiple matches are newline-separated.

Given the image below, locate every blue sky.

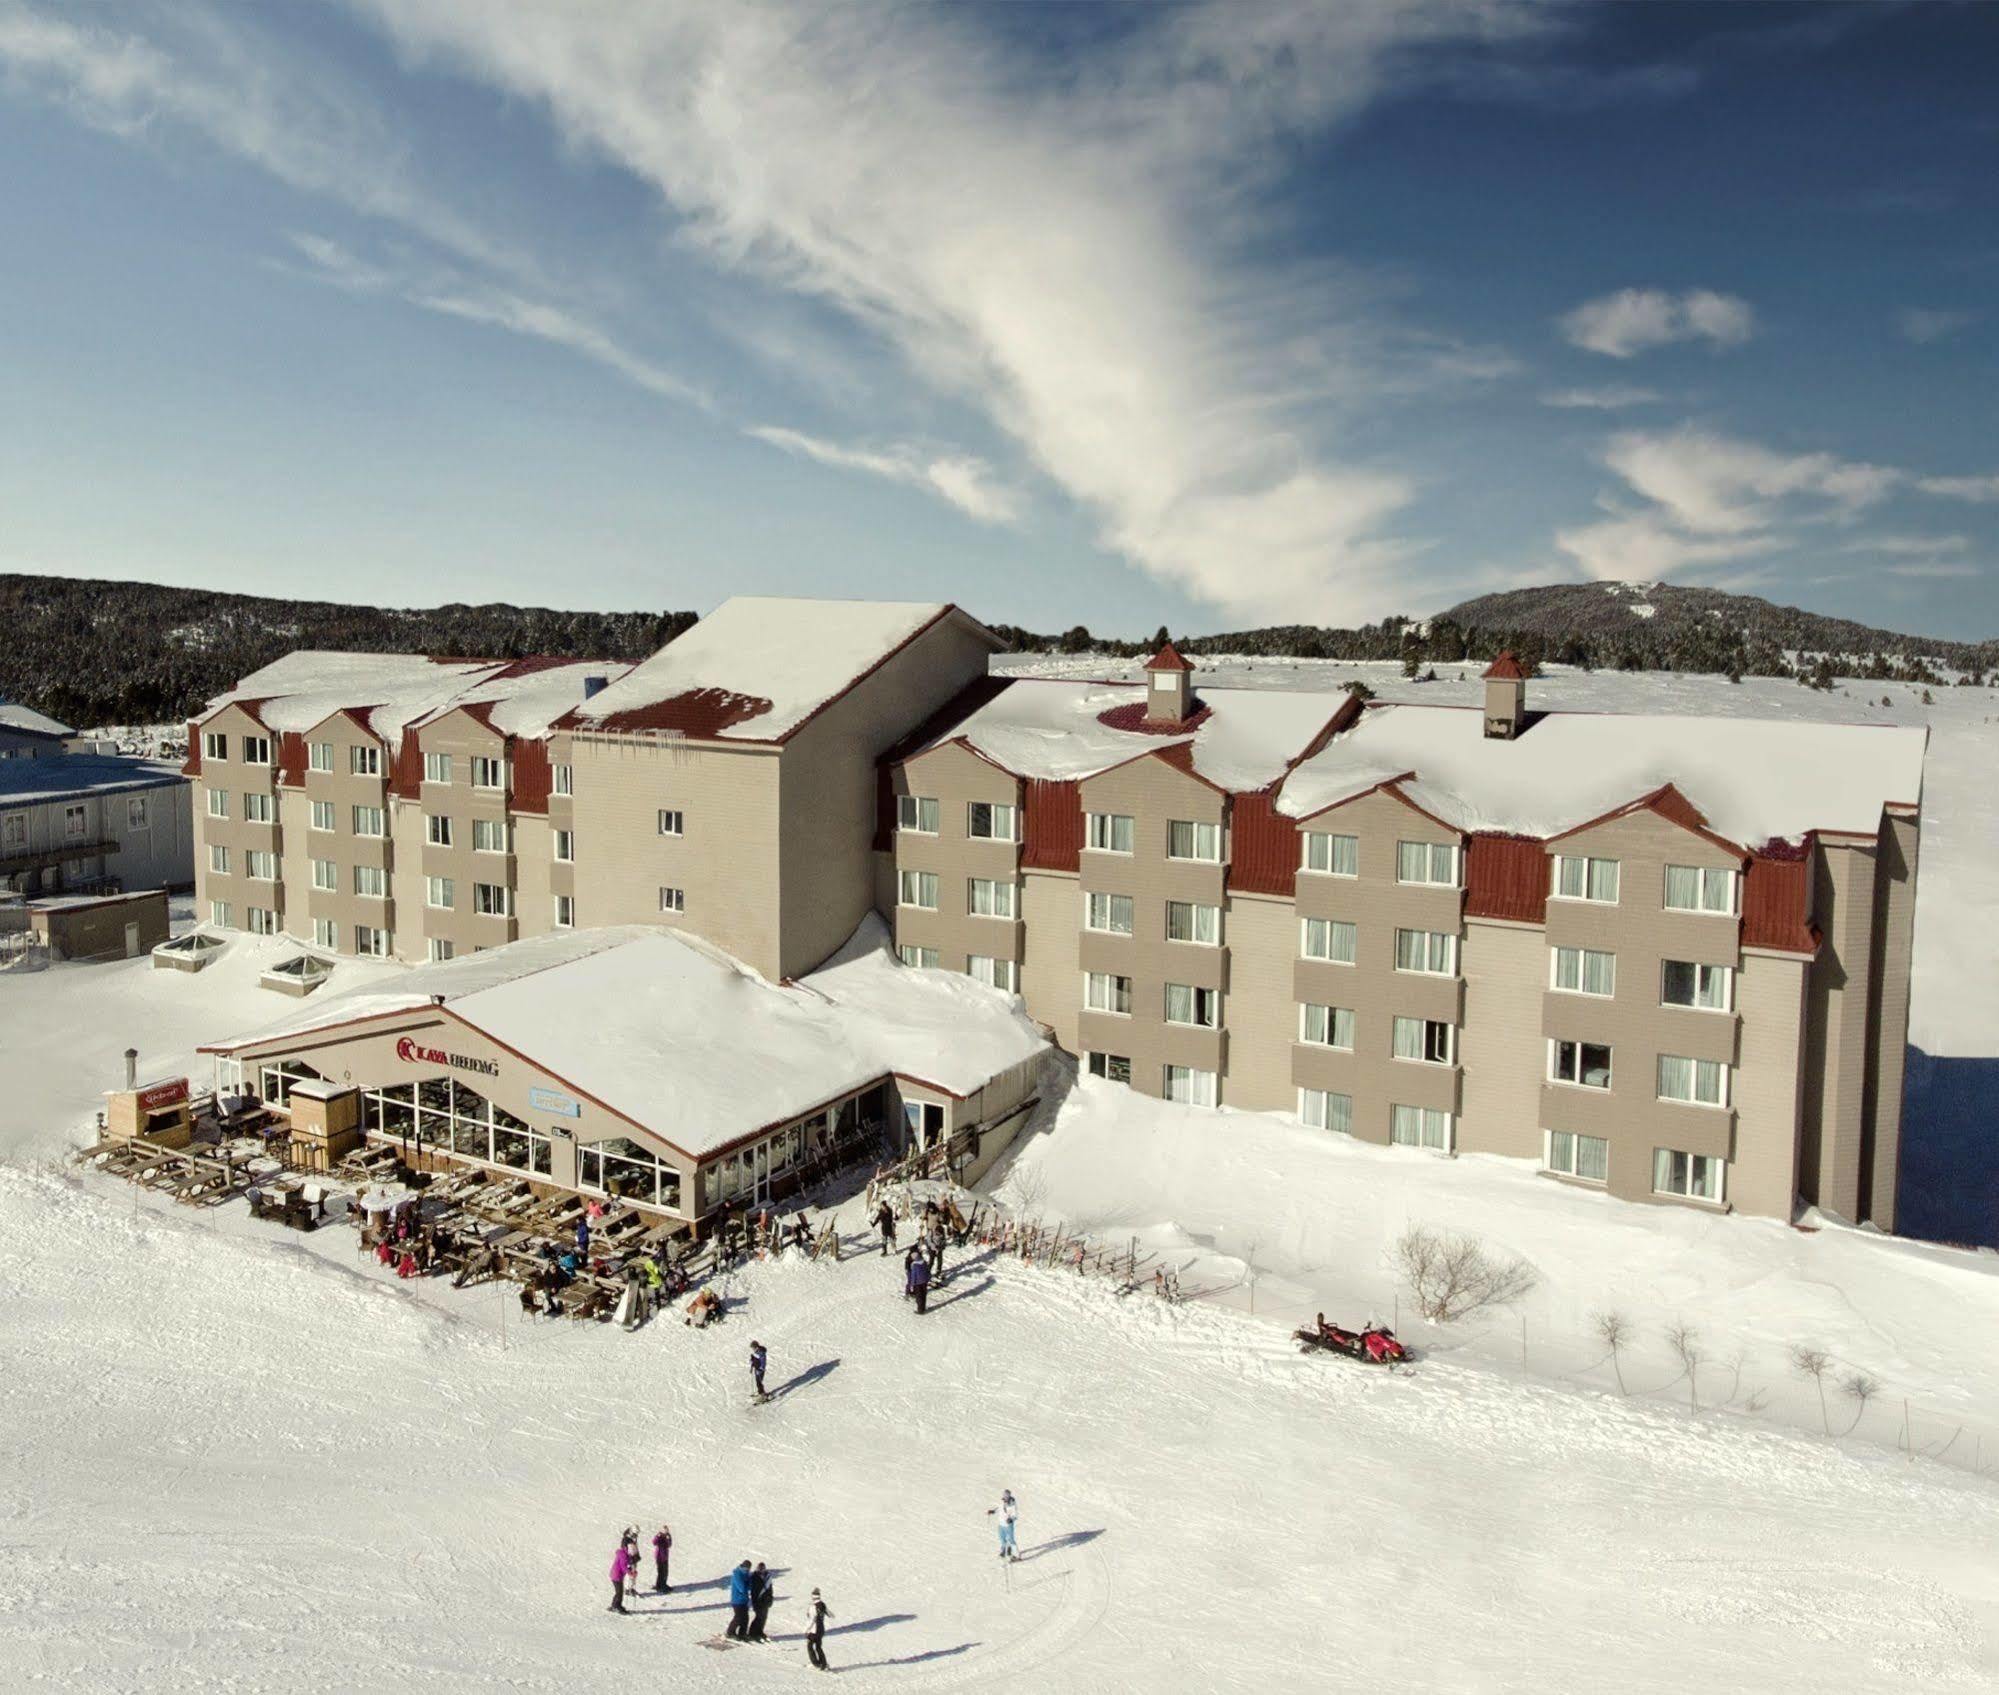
left=0, top=2, right=1994, bottom=637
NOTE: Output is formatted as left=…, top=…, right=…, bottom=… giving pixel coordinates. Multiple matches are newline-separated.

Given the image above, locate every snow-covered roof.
left=0, top=700, right=72, bottom=738
left=570, top=597, right=981, bottom=743
left=0, top=754, right=186, bottom=805
left=1278, top=704, right=1928, bottom=846
left=920, top=679, right=1348, bottom=792
left=203, top=918, right=1046, bottom=1161
left=199, top=651, right=624, bottom=747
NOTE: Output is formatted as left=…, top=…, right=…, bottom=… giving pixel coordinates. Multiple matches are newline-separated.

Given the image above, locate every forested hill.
left=0, top=574, right=696, bottom=728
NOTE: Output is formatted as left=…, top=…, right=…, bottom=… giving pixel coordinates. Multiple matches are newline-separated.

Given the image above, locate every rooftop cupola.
left=1482, top=651, right=1527, bottom=740
left=1142, top=641, right=1196, bottom=727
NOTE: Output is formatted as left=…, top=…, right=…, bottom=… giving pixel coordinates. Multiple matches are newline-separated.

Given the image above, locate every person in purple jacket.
left=608, top=1541, right=633, bottom=1614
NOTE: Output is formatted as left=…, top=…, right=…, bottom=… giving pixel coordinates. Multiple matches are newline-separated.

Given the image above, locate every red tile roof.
left=1022, top=778, right=1083, bottom=871
left=1095, top=699, right=1211, bottom=736
left=390, top=729, right=423, bottom=801
left=566, top=687, right=776, bottom=739
left=179, top=719, right=203, bottom=778
left=1483, top=651, right=1527, bottom=681
left=1464, top=832, right=1549, bottom=924
left=276, top=733, right=308, bottom=788
left=511, top=736, right=553, bottom=815
left=1742, top=848, right=1819, bottom=955
left=1226, top=788, right=1299, bottom=898
left=1547, top=782, right=1746, bottom=858
left=1142, top=641, right=1194, bottom=673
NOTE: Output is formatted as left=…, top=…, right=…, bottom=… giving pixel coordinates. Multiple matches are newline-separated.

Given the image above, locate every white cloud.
left=1540, top=384, right=1662, bottom=410
left=1896, top=307, right=1977, bottom=345
left=1915, top=473, right=1999, bottom=504
left=746, top=426, right=1020, bottom=525
left=1559, top=287, right=1756, bottom=358
left=1842, top=533, right=1969, bottom=558
left=331, top=0, right=1542, bottom=623
left=1884, top=560, right=1981, bottom=581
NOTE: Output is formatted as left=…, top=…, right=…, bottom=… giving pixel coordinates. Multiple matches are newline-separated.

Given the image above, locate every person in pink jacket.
left=609, top=1542, right=633, bottom=1614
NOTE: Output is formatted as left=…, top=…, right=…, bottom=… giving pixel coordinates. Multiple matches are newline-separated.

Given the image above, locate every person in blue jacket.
left=750, top=1339, right=769, bottom=1400
left=907, top=1251, right=931, bottom=1314
left=575, top=1214, right=591, bottom=1257
left=727, top=1559, right=754, bottom=1639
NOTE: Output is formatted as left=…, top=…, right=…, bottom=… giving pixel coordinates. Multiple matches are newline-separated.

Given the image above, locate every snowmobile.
left=1295, top=1317, right=1409, bottom=1366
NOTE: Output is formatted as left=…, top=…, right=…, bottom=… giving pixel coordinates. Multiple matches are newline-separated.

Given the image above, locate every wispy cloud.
left=1540, top=384, right=1662, bottom=411
left=1895, top=307, right=1978, bottom=344
left=1559, top=288, right=1756, bottom=358
left=746, top=426, right=1020, bottom=525
left=1915, top=473, right=1999, bottom=504
left=1842, top=533, right=1970, bottom=558
left=1883, top=559, right=1982, bottom=581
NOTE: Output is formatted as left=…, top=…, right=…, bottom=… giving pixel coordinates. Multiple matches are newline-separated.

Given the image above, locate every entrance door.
left=751, top=1140, right=771, bottom=1205
left=124, top=922, right=141, bottom=958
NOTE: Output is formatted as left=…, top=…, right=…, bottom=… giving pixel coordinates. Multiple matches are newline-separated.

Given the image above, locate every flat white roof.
left=1277, top=704, right=1929, bottom=846
left=205, top=919, right=1046, bottom=1161
left=0, top=754, right=185, bottom=805
left=572, top=597, right=964, bottom=743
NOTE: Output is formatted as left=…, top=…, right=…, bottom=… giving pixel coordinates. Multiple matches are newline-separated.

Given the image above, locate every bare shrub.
left=1395, top=1226, right=1536, bottom=1324
left=1790, top=1346, right=1832, bottom=1434
left=1840, top=1370, right=1881, bottom=1435
left=1664, top=1322, right=1704, bottom=1410
left=1592, top=1310, right=1631, bottom=1395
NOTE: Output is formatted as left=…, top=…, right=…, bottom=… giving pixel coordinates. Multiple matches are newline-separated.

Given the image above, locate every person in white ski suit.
left=987, top=1489, right=1018, bottom=1560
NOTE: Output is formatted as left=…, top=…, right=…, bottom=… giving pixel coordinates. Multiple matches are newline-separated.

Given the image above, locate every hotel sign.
left=395, top=1036, right=500, bottom=1078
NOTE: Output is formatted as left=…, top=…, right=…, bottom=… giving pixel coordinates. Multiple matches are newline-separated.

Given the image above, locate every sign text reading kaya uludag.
left=395, top=1035, right=500, bottom=1078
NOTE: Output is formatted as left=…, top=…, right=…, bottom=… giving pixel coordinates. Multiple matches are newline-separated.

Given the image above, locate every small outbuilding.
left=29, top=888, right=171, bottom=961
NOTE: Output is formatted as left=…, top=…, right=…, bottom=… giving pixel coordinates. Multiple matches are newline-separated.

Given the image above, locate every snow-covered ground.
left=2, top=664, right=1998, bottom=1689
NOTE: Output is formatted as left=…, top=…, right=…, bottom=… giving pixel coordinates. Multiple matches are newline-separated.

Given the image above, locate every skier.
left=907, top=1250, right=931, bottom=1315
left=608, top=1539, right=633, bottom=1614
left=926, top=1217, right=947, bottom=1279
left=750, top=1339, right=769, bottom=1401
left=804, top=1587, right=832, bottom=1671
left=748, top=1560, right=773, bottom=1641
left=727, top=1559, right=754, bottom=1639
left=651, top=1524, right=673, bottom=1594
left=987, top=1489, right=1018, bottom=1560
left=874, top=1199, right=896, bottom=1257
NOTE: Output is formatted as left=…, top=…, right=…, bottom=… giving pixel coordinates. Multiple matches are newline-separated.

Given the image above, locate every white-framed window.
left=552, top=763, right=573, bottom=798
left=243, top=792, right=273, bottom=824
left=1167, top=819, right=1222, bottom=862
left=1164, top=983, right=1220, bottom=1028
left=1662, top=960, right=1733, bottom=1012
left=59, top=803, right=85, bottom=840
left=472, top=818, right=510, bottom=854
left=1163, top=1065, right=1218, bottom=1107
left=241, top=734, right=271, bottom=766
left=1087, top=1051, right=1132, bottom=1085
left=1664, top=864, right=1737, bottom=915
left=473, top=882, right=512, bottom=918
left=1301, top=917, right=1358, bottom=965
left=1299, top=1088, right=1353, bottom=1135
left=1657, top=1054, right=1729, bottom=1108
left=427, top=937, right=455, bottom=963
left=1, top=813, right=22, bottom=849
left=969, top=955, right=1017, bottom=992
left=1653, top=1148, right=1725, bottom=1202
left=1086, top=812, right=1134, bottom=854
left=657, top=809, right=683, bottom=837
left=967, top=801, right=1017, bottom=841
left=1546, top=1130, right=1609, bottom=1185
left=125, top=796, right=149, bottom=830
left=350, top=744, right=381, bottom=777
left=1390, top=1104, right=1453, bottom=1151
left=352, top=805, right=385, bottom=838
left=310, top=799, right=334, bottom=832
left=425, top=875, right=454, bottom=909
left=424, top=751, right=452, bottom=785
left=1299, top=1003, right=1354, bottom=1050
left=1302, top=831, right=1359, bottom=877
left=1551, top=946, right=1616, bottom=997
left=202, top=731, right=228, bottom=762
left=1550, top=1038, right=1612, bottom=1090
left=425, top=814, right=453, bottom=847
left=207, top=787, right=230, bottom=820
left=968, top=877, right=1016, bottom=919
left=311, top=858, right=337, bottom=892
left=244, top=850, right=276, bottom=881
left=1166, top=900, right=1221, bottom=944
left=1393, top=1017, right=1456, bottom=1065
left=554, top=894, right=575, bottom=929
left=1084, top=891, right=1135, bottom=934
left=308, top=741, right=334, bottom=773
left=354, top=925, right=390, bottom=958
left=353, top=864, right=386, bottom=898
left=312, top=918, right=337, bottom=950
left=1396, top=840, right=1460, bottom=887
left=899, top=870, right=940, bottom=910
left=1553, top=854, right=1620, bottom=904
left=209, top=900, right=232, bottom=928
left=554, top=829, right=574, bottom=864
left=247, top=907, right=278, bottom=936
left=208, top=844, right=232, bottom=875
left=897, top=944, right=940, bottom=969
left=658, top=886, right=685, bottom=913
left=471, top=756, right=504, bottom=790
left=1394, top=928, right=1457, bottom=975
left=897, top=794, right=940, bottom=834
left=1084, top=971, right=1133, bottom=1015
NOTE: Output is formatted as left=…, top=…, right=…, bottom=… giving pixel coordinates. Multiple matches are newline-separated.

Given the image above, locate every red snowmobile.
left=1295, top=1315, right=1408, bottom=1366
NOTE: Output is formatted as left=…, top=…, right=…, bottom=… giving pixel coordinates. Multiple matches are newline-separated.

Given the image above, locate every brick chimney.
left=1482, top=651, right=1527, bottom=740
left=1142, top=641, right=1196, bottom=726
